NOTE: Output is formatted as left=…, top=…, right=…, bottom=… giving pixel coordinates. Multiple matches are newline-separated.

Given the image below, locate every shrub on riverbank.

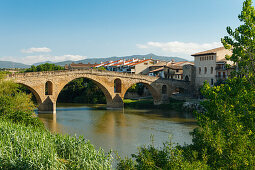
left=0, top=119, right=112, bottom=169
left=0, top=73, right=43, bottom=128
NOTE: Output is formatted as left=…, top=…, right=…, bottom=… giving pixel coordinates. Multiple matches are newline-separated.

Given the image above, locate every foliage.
left=0, top=73, right=43, bottom=128
left=222, top=0, right=255, bottom=77
left=0, top=119, right=112, bottom=169
left=25, top=63, right=64, bottom=72
left=117, top=140, right=208, bottom=170
left=126, top=83, right=145, bottom=96
left=189, top=77, right=255, bottom=169
left=97, top=66, right=106, bottom=71
left=57, top=78, right=106, bottom=104
left=118, top=1, right=255, bottom=169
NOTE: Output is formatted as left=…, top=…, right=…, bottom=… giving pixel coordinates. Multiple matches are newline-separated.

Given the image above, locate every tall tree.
left=222, top=0, right=255, bottom=77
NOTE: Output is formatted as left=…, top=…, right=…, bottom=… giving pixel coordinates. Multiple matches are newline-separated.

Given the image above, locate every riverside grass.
left=0, top=119, right=112, bottom=169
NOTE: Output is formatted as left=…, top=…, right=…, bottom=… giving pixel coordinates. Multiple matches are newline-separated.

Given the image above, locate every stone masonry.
left=6, top=69, right=190, bottom=114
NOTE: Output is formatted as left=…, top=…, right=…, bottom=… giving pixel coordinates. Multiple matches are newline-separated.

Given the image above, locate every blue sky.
left=0, top=0, right=246, bottom=64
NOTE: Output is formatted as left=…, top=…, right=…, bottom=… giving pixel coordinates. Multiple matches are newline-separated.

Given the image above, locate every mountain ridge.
left=0, top=54, right=191, bottom=68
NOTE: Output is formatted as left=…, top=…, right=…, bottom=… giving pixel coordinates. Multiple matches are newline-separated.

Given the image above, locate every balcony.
left=215, top=75, right=227, bottom=81
left=215, top=65, right=227, bottom=70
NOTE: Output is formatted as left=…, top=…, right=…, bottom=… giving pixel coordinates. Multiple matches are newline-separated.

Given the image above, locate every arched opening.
left=114, top=79, right=121, bottom=93
left=184, top=75, right=189, bottom=82
left=17, top=83, right=42, bottom=106
left=172, top=87, right=185, bottom=95
left=123, top=82, right=160, bottom=108
left=45, top=81, right=53, bottom=95
left=57, top=78, right=109, bottom=105
left=162, top=85, right=167, bottom=94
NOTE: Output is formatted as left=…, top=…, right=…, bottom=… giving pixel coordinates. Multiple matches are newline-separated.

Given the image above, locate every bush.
left=0, top=73, right=43, bottom=127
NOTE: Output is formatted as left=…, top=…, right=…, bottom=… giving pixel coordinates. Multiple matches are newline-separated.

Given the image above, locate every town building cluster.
left=65, top=46, right=234, bottom=92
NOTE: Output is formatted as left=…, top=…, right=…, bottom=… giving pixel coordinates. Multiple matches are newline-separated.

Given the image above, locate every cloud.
left=21, top=47, right=52, bottom=53
left=136, top=41, right=222, bottom=55
left=0, top=55, right=87, bottom=65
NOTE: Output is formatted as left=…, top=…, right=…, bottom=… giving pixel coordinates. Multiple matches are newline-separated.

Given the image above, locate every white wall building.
left=191, top=47, right=233, bottom=88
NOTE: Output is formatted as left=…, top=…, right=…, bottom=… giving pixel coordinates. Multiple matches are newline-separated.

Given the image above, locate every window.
left=204, top=67, right=207, bottom=74
left=211, top=67, right=213, bottom=74
left=162, top=85, right=167, bottom=94
left=223, top=72, right=226, bottom=78
left=212, top=56, right=214, bottom=60
left=218, top=72, right=221, bottom=77
left=199, top=67, right=201, bottom=74
left=211, top=79, right=214, bottom=85
left=176, top=69, right=179, bottom=72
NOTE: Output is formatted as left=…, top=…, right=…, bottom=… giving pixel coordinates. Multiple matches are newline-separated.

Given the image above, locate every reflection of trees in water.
left=94, top=110, right=127, bottom=135
left=38, top=114, right=60, bottom=133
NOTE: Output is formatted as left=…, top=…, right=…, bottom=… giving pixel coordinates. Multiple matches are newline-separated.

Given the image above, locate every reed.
left=0, top=119, right=112, bottom=169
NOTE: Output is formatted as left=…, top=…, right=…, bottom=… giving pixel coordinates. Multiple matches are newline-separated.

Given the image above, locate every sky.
left=0, top=0, right=247, bottom=64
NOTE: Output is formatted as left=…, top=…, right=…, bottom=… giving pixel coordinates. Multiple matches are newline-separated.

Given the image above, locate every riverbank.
left=0, top=119, right=112, bottom=169
left=124, top=97, right=186, bottom=112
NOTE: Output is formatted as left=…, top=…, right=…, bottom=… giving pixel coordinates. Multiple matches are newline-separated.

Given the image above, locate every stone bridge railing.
left=7, top=69, right=159, bottom=82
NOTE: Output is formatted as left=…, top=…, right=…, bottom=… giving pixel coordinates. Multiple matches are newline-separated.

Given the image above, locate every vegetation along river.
left=38, top=103, right=196, bottom=159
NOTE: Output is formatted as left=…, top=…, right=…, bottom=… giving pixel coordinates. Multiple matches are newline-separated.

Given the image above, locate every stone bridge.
left=6, top=69, right=191, bottom=114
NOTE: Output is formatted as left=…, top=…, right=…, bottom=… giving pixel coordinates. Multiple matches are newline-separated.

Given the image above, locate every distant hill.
left=53, top=54, right=188, bottom=66
left=0, top=61, right=30, bottom=69
left=33, top=61, right=54, bottom=66
left=0, top=54, right=189, bottom=68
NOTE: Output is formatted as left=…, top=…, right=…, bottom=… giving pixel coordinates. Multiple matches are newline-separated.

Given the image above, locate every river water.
left=38, top=103, right=196, bottom=159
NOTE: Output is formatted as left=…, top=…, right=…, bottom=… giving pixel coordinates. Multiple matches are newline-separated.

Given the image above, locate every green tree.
left=222, top=0, right=255, bottom=77
left=25, top=63, right=64, bottom=72
left=0, top=73, right=43, bottom=127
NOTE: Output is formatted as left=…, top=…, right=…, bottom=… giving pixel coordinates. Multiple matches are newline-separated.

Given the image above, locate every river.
left=38, top=103, right=196, bottom=160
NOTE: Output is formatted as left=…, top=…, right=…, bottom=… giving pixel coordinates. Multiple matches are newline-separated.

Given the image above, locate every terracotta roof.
left=150, top=61, right=168, bottom=67
left=126, top=59, right=151, bottom=66
left=191, top=47, right=225, bottom=56
left=168, top=61, right=194, bottom=67
left=149, top=67, right=164, bottom=73
left=168, top=65, right=182, bottom=69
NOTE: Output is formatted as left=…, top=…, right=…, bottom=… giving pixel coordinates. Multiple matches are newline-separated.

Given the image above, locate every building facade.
left=94, top=58, right=157, bottom=74
left=191, top=47, right=233, bottom=88
left=149, top=61, right=194, bottom=80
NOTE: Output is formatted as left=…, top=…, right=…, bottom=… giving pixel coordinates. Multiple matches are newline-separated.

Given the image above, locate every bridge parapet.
left=7, top=69, right=160, bottom=82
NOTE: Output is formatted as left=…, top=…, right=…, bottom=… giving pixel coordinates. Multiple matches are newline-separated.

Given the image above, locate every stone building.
left=191, top=47, right=233, bottom=88
left=65, top=62, right=96, bottom=70
left=94, top=58, right=157, bottom=74
left=182, top=64, right=196, bottom=82
left=149, top=61, right=194, bottom=80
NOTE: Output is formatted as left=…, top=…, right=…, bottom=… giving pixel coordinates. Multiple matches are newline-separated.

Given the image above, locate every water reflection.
left=38, top=103, right=196, bottom=158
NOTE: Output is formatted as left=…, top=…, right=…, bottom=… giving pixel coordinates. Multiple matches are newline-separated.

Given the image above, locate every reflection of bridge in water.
left=7, top=69, right=191, bottom=114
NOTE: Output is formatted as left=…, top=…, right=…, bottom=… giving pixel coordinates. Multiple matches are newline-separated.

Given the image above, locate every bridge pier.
left=38, top=97, right=56, bottom=114
left=106, top=94, right=124, bottom=109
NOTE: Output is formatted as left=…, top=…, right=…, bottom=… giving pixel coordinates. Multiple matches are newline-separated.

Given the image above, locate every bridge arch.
left=123, top=81, right=161, bottom=104
left=55, top=76, right=113, bottom=106
left=17, top=83, right=42, bottom=105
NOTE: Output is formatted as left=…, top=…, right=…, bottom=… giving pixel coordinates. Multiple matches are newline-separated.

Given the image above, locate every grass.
left=0, top=119, right=112, bottom=169
left=123, top=98, right=185, bottom=111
